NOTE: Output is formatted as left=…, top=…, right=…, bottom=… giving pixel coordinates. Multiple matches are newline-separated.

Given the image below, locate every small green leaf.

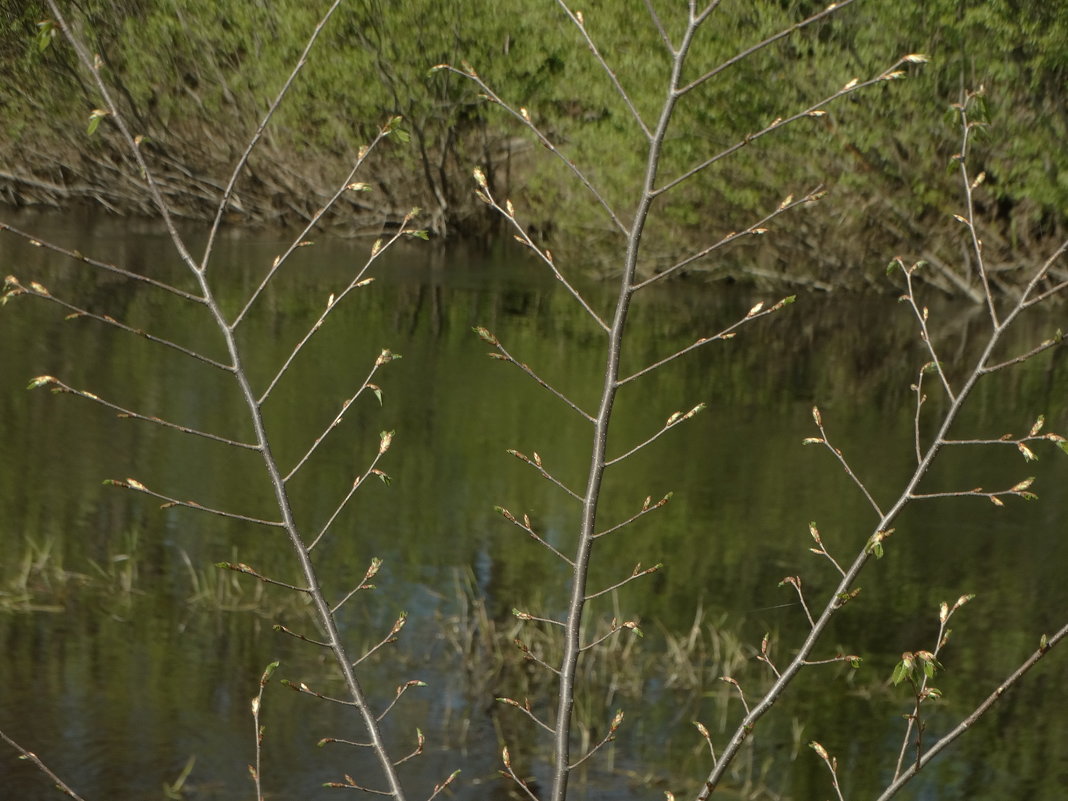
left=407, top=230, right=430, bottom=240
left=891, top=661, right=910, bottom=686
left=1058, top=441, right=1068, bottom=456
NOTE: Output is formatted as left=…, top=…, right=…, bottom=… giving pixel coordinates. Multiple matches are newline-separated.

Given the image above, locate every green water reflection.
left=1, top=211, right=1066, bottom=799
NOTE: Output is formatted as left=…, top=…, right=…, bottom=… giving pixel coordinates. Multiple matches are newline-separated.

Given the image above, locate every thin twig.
left=0, top=729, right=89, bottom=801
left=106, top=478, right=285, bottom=527
left=6, top=279, right=233, bottom=372
left=554, top=0, right=651, bottom=140
left=29, top=376, right=255, bottom=449
left=0, top=223, right=202, bottom=301
left=200, top=0, right=346, bottom=271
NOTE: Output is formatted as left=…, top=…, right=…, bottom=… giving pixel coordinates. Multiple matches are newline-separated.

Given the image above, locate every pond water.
left=1, top=209, right=1066, bottom=800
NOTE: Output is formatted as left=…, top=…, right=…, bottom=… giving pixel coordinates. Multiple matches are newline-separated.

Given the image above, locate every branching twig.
left=806, top=406, right=885, bottom=518
left=605, top=403, right=706, bottom=465
left=249, top=661, right=278, bottom=801
left=104, top=477, right=285, bottom=527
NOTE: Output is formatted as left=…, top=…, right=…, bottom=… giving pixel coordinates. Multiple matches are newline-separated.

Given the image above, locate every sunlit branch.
left=581, top=621, right=641, bottom=652
left=105, top=478, right=285, bottom=527
left=436, top=64, right=629, bottom=237
left=643, top=0, right=673, bottom=52
left=0, top=729, right=89, bottom=801
left=593, top=494, right=672, bottom=539
left=953, top=101, right=998, bottom=327
left=908, top=482, right=1037, bottom=505
left=494, top=506, right=576, bottom=565
left=801, top=654, right=860, bottom=666
left=661, top=57, right=923, bottom=195
left=307, top=452, right=391, bottom=552
left=476, top=328, right=595, bottom=421
left=810, top=741, right=846, bottom=801
left=376, top=680, right=426, bottom=723
left=217, top=561, right=310, bottom=593
left=501, top=748, right=541, bottom=801
left=631, top=190, right=821, bottom=290
left=912, top=365, right=927, bottom=464
left=425, top=771, right=462, bottom=801
left=230, top=127, right=394, bottom=330
left=807, top=521, right=846, bottom=578
left=1019, top=238, right=1068, bottom=307
left=585, top=563, right=661, bottom=601
left=514, top=638, right=562, bottom=675
left=26, top=376, right=256, bottom=449
left=678, top=0, right=858, bottom=96
left=694, top=720, right=719, bottom=768
left=283, top=351, right=399, bottom=481
left=898, top=262, right=956, bottom=400
left=512, top=609, right=566, bottom=628
left=505, top=449, right=583, bottom=502
left=568, top=710, right=624, bottom=769
left=474, top=178, right=609, bottom=331
left=720, top=677, right=750, bottom=716
left=980, top=335, right=1064, bottom=374
left=273, top=624, right=331, bottom=648
left=618, top=295, right=795, bottom=383
left=605, top=402, right=706, bottom=466
left=352, top=616, right=406, bottom=666
left=554, top=0, right=651, bottom=140
left=320, top=736, right=373, bottom=748
left=259, top=217, right=414, bottom=404
left=808, top=407, right=885, bottom=518
left=280, top=678, right=358, bottom=707
left=779, top=576, right=814, bottom=628
left=332, top=560, right=387, bottom=616
left=876, top=621, right=1068, bottom=801
left=498, top=697, right=557, bottom=735
left=47, top=0, right=199, bottom=273
left=393, top=729, right=425, bottom=766
left=249, top=662, right=277, bottom=801
left=0, top=223, right=202, bottom=301
left=201, top=0, right=346, bottom=270
left=6, top=278, right=233, bottom=372
left=323, top=777, right=391, bottom=794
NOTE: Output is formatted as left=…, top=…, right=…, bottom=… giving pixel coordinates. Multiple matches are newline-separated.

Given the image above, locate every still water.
left=1, top=210, right=1066, bottom=800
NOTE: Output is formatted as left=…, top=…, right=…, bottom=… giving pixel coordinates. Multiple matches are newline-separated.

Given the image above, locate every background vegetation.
left=2, top=0, right=1067, bottom=287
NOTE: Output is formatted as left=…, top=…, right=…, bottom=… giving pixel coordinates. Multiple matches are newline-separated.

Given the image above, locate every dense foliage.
left=2, top=0, right=1066, bottom=287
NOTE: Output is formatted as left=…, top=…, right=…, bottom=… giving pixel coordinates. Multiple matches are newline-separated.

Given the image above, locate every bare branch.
left=5, top=278, right=233, bottom=372
left=497, top=697, right=557, bottom=735
left=631, top=191, right=822, bottom=290
left=662, top=57, right=923, bottom=196
left=27, top=376, right=255, bottom=449
left=494, top=505, right=576, bottom=565
left=593, top=494, right=673, bottom=539
left=475, top=327, right=595, bottom=421
left=283, top=350, right=401, bottom=482
left=273, top=624, right=331, bottom=649
left=808, top=406, right=885, bottom=518
left=505, top=449, right=584, bottom=502
left=104, top=478, right=285, bottom=527
left=201, top=0, right=346, bottom=270
left=217, top=562, right=309, bottom=593
left=585, top=563, right=662, bottom=601
left=0, top=223, right=202, bottom=301
left=643, top=0, right=674, bottom=52
left=376, top=680, right=426, bottom=723
left=897, top=261, right=956, bottom=400
left=554, top=0, right=652, bottom=139
left=568, top=709, right=624, bottom=769
left=605, top=402, right=706, bottom=466
left=333, top=560, right=386, bottom=616
left=435, top=64, right=629, bottom=237
left=619, top=295, right=795, bottom=384
left=230, top=127, right=395, bottom=329
left=778, top=576, right=814, bottom=628
left=980, top=334, right=1064, bottom=374
left=678, top=0, right=860, bottom=96
left=0, top=729, right=89, bottom=801
left=473, top=175, right=609, bottom=331
left=307, top=453, right=392, bottom=552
